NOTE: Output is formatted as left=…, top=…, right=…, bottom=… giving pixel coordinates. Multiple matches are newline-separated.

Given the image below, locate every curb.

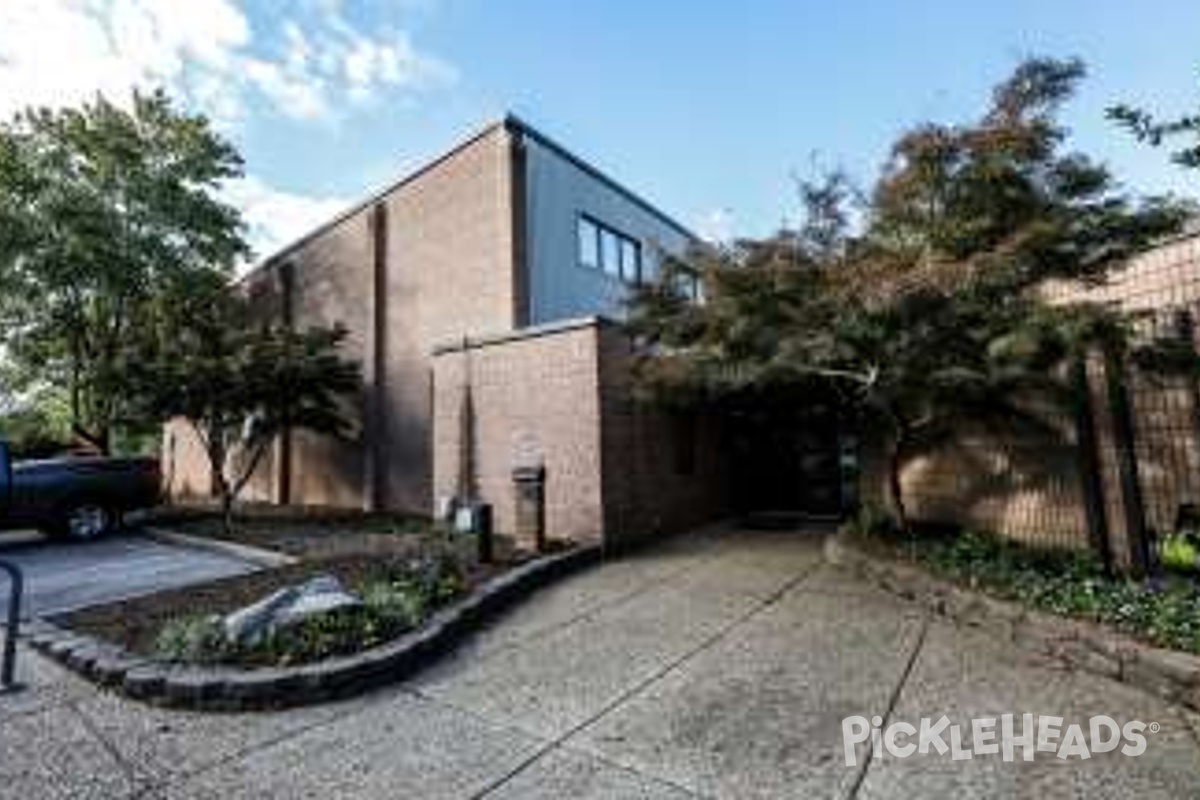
left=141, top=527, right=299, bottom=568
left=28, top=544, right=602, bottom=711
left=824, top=533, right=1200, bottom=712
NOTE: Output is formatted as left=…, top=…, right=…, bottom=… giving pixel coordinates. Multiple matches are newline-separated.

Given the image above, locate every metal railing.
left=0, top=559, right=22, bottom=691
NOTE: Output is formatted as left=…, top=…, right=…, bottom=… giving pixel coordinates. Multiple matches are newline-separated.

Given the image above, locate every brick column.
left=362, top=202, right=389, bottom=511
left=275, top=261, right=295, bottom=506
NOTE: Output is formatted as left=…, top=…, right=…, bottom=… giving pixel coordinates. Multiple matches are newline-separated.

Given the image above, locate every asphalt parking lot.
left=0, top=531, right=260, bottom=619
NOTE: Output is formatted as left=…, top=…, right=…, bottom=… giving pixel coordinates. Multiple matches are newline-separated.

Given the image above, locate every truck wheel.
left=62, top=503, right=113, bottom=541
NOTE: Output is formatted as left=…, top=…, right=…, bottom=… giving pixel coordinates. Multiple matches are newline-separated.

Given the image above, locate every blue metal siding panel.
left=523, top=138, right=692, bottom=326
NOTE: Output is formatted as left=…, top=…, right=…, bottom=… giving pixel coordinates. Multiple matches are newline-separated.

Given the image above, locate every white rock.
left=275, top=575, right=361, bottom=628
left=222, top=574, right=360, bottom=645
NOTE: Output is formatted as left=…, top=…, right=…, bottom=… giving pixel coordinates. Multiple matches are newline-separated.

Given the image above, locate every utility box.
left=513, top=465, right=546, bottom=552
left=453, top=501, right=494, bottom=563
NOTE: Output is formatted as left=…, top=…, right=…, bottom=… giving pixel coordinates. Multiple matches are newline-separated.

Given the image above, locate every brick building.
left=166, top=114, right=1200, bottom=560
left=164, top=116, right=729, bottom=547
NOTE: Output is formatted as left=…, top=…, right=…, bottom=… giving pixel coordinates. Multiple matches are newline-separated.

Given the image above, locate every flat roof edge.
left=244, top=118, right=510, bottom=277
left=431, top=315, right=621, bottom=356
left=243, top=114, right=698, bottom=283
left=502, top=114, right=699, bottom=242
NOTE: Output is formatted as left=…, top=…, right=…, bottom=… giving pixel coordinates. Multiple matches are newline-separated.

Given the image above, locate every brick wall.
left=431, top=318, right=731, bottom=549
left=165, top=124, right=518, bottom=515
left=859, top=419, right=1090, bottom=550
left=432, top=320, right=606, bottom=545
left=595, top=323, right=731, bottom=548
left=379, top=124, right=518, bottom=513
left=870, top=232, right=1200, bottom=561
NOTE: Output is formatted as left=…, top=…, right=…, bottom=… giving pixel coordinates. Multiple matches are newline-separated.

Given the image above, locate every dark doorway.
left=732, top=410, right=848, bottom=517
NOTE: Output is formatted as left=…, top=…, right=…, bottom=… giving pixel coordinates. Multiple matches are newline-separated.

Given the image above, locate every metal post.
left=1072, top=356, right=1114, bottom=575
left=0, top=559, right=23, bottom=691
left=476, top=504, right=494, bottom=565
left=1104, top=345, right=1153, bottom=575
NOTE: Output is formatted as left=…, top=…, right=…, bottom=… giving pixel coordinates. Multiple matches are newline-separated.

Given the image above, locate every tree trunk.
left=886, top=440, right=910, bottom=535
left=206, top=429, right=236, bottom=536
left=219, top=487, right=235, bottom=537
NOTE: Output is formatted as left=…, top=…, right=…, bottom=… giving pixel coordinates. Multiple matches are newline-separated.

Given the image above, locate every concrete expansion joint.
left=67, top=699, right=143, bottom=788
left=847, top=613, right=932, bottom=800
left=146, top=692, right=380, bottom=795
left=451, top=555, right=722, bottom=675
left=469, top=560, right=823, bottom=799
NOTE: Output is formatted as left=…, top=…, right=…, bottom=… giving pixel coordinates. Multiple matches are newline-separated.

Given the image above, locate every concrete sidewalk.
left=2, top=525, right=1199, bottom=798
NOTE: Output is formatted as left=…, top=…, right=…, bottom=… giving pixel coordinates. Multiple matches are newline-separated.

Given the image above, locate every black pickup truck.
left=0, top=443, right=161, bottom=540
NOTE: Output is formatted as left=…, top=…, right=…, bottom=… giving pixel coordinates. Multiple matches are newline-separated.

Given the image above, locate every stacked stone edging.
left=824, top=532, right=1200, bottom=711
left=27, top=544, right=601, bottom=711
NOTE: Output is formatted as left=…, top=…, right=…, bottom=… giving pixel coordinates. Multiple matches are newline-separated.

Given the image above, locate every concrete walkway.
left=2, top=525, right=1199, bottom=798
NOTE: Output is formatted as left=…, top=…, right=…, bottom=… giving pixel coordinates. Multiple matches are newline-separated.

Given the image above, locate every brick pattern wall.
left=165, top=125, right=517, bottom=514
left=379, top=125, right=517, bottom=513
left=595, top=323, right=731, bottom=548
left=432, top=321, right=606, bottom=545
left=1048, top=235, right=1200, bottom=561
left=431, top=319, right=732, bottom=549
left=871, top=233, right=1200, bottom=560
left=859, top=420, right=1089, bottom=550
left=283, top=211, right=374, bottom=509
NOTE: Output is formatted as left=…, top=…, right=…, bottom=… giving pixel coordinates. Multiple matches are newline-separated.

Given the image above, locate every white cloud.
left=0, top=2, right=451, bottom=270
left=244, top=57, right=330, bottom=121
left=222, top=175, right=349, bottom=264
left=341, top=32, right=455, bottom=101
left=0, top=0, right=456, bottom=123
left=697, top=208, right=735, bottom=244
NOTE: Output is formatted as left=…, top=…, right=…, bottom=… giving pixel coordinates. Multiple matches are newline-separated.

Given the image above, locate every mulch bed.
left=56, top=549, right=511, bottom=658
left=150, top=508, right=432, bottom=559
left=57, top=506, right=541, bottom=662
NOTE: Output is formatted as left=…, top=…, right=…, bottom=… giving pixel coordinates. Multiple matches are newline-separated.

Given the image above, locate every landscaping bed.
left=29, top=543, right=601, bottom=710
left=845, top=513, right=1200, bottom=655
left=830, top=511, right=1200, bottom=711
left=57, top=549, right=508, bottom=666
left=59, top=506, right=543, bottom=669
left=141, top=504, right=444, bottom=560
left=32, top=508, right=602, bottom=709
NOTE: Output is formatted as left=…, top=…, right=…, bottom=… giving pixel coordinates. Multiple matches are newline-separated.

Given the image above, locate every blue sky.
left=2, top=1, right=1198, bottom=256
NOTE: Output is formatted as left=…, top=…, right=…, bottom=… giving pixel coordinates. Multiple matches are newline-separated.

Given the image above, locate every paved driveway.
left=3, top=525, right=1200, bottom=798
left=0, top=532, right=260, bottom=618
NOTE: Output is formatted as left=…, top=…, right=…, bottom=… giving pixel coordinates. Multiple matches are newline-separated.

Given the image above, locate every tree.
left=1109, top=69, right=1200, bottom=169
left=127, top=275, right=361, bottom=532
left=0, top=391, right=72, bottom=459
left=0, top=91, right=248, bottom=453
left=630, top=57, right=1185, bottom=531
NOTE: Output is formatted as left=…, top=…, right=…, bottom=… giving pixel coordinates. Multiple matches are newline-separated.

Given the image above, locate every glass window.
left=578, top=214, right=649, bottom=286
left=578, top=217, right=599, bottom=267
left=601, top=229, right=620, bottom=276
left=620, top=238, right=641, bottom=283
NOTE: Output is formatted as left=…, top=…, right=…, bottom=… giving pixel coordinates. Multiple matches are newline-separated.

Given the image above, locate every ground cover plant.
left=153, top=545, right=468, bottom=667
left=58, top=517, right=541, bottom=668
left=845, top=508, right=1200, bottom=654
